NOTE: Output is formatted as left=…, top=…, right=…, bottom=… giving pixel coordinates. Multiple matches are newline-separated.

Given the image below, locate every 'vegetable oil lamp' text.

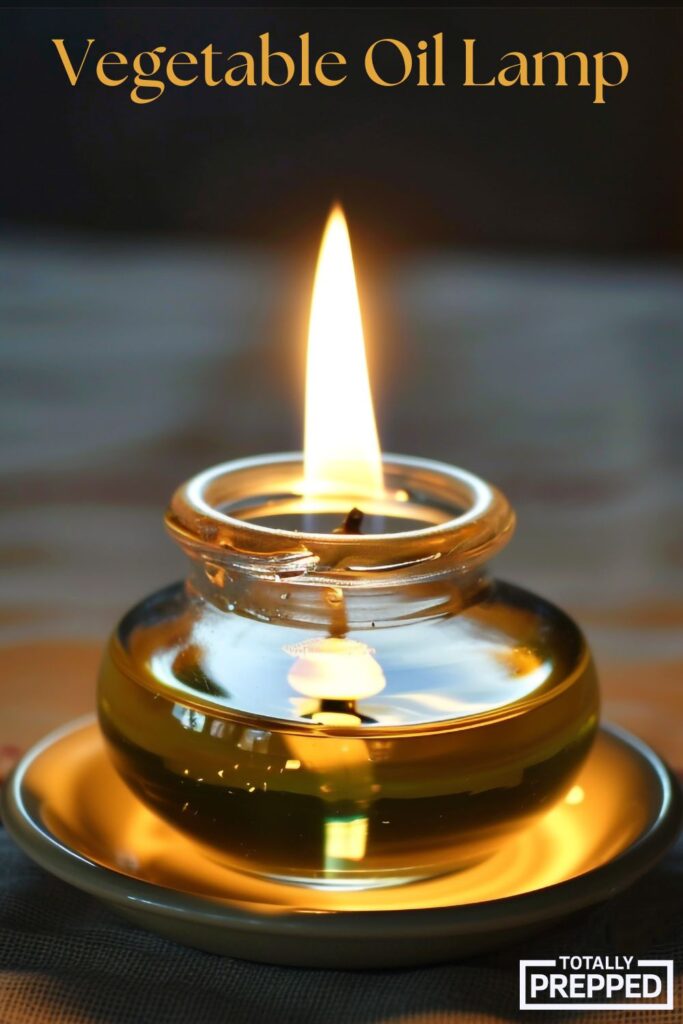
left=97, top=207, right=599, bottom=890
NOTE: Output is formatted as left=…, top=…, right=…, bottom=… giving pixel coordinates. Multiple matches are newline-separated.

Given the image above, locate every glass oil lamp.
left=98, top=208, right=599, bottom=890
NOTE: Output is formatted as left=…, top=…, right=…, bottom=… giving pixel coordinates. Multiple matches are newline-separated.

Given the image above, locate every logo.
left=519, top=957, right=674, bottom=1011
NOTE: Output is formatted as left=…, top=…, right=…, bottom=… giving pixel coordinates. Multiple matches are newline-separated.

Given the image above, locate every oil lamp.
left=97, top=206, right=599, bottom=890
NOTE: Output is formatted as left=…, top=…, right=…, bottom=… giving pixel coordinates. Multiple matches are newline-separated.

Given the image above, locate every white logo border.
left=519, top=958, right=674, bottom=1011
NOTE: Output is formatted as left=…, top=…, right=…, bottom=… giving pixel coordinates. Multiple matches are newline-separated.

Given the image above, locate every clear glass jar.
left=97, top=454, right=599, bottom=889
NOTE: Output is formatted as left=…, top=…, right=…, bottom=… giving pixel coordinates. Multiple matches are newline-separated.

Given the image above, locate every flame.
left=303, top=205, right=383, bottom=498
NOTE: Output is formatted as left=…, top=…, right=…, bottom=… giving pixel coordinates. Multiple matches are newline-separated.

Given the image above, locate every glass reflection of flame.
left=286, top=637, right=386, bottom=872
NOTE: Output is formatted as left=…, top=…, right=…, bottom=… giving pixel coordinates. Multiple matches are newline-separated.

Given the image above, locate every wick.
left=328, top=506, right=364, bottom=638
left=323, top=510, right=366, bottom=719
left=334, top=506, right=365, bottom=535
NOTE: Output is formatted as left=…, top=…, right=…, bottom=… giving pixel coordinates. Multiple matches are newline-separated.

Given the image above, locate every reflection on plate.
left=2, top=717, right=680, bottom=968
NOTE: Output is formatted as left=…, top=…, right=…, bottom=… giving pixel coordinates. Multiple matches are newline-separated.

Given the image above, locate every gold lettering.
left=51, top=38, right=95, bottom=86
left=201, top=44, right=222, bottom=87
left=533, top=51, right=589, bottom=87
left=498, top=52, right=528, bottom=87
left=299, top=32, right=311, bottom=86
left=131, top=47, right=166, bottom=105
left=96, top=52, right=127, bottom=87
left=594, top=51, right=628, bottom=104
left=167, top=51, right=198, bottom=87
left=416, top=40, right=429, bottom=86
left=260, top=33, right=295, bottom=86
left=463, top=38, right=495, bottom=87
left=433, top=32, right=445, bottom=87
left=225, top=53, right=256, bottom=87
left=365, top=38, right=412, bottom=86
left=315, top=52, right=346, bottom=86
left=415, top=34, right=445, bottom=87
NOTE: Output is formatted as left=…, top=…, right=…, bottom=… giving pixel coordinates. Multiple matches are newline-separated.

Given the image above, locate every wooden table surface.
left=1, top=235, right=681, bottom=773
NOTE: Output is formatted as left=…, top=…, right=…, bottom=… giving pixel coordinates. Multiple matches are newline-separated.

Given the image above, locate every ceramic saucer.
left=2, top=717, right=680, bottom=968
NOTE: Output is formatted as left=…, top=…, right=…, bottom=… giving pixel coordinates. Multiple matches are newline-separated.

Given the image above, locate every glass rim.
left=166, top=453, right=515, bottom=581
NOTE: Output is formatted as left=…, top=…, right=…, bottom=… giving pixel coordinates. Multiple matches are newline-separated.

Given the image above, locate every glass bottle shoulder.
left=105, top=577, right=592, bottom=730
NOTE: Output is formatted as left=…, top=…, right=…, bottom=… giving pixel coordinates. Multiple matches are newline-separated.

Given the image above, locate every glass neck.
left=186, top=558, right=490, bottom=630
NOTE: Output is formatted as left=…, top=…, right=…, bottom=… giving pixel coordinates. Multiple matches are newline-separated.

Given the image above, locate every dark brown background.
left=5, top=7, right=683, bottom=253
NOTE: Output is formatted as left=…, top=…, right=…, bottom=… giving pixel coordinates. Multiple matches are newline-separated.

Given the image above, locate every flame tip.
left=304, top=201, right=383, bottom=499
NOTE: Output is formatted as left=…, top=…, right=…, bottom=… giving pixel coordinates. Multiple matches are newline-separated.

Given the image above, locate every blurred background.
left=1, top=6, right=682, bottom=768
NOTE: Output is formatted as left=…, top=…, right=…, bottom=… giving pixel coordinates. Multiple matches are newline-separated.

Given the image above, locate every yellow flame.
left=303, top=205, right=383, bottom=498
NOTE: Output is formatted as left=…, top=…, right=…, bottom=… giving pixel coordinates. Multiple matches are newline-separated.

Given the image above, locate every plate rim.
left=2, top=715, right=681, bottom=941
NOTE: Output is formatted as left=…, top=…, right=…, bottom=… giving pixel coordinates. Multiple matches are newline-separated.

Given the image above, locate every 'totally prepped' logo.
left=520, top=956, right=674, bottom=1011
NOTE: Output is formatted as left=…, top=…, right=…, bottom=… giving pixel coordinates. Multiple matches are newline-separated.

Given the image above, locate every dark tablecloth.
left=0, top=827, right=681, bottom=1024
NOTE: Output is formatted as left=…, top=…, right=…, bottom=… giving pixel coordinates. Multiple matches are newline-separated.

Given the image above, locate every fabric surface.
left=0, top=826, right=681, bottom=1024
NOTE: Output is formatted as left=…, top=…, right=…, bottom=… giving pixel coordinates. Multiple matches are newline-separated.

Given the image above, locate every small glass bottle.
left=98, top=454, right=599, bottom=890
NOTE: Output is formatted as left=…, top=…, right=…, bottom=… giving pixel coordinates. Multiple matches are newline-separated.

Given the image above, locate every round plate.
left=2, top=717, right=681, bottom=968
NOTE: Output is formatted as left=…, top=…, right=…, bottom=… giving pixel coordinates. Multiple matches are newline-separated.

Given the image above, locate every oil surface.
left=106, top=580, right=584, bottom=727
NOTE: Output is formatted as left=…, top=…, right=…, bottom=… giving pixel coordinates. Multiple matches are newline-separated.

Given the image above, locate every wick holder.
left=98, top=454, right=599, bottom=889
